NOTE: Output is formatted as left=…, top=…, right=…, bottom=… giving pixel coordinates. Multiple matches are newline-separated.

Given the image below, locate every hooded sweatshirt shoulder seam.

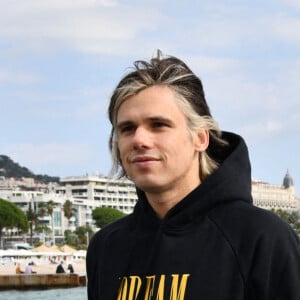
left=207, top=214, right=246, bottom=286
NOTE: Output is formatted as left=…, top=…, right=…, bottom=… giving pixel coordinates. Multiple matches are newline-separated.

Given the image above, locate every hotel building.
left=0, top=171, right=299, bottom=245
left=252, top=170, right=298, bottom=211
left=0, top=175, right=138, bottom=244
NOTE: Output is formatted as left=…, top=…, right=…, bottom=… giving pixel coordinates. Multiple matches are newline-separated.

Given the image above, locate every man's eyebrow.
left=148, top=116, right=173, bottom=123
left=117, top=116, right=174, bottom=126
left=116, top=120, right=134, bottom=130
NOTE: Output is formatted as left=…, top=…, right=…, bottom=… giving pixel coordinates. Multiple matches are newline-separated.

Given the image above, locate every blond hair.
left=108, top=51, right=227, bottom=181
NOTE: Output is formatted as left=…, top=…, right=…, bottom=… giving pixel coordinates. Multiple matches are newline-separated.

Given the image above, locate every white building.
left=0, top=175, right=138, bottom=245
left=56, top=175, right=137, bottom=214
left=0, top=171, right=299, bottom=245
left=252, top=170, right=299, bottom=211
left=0, top=190, right=72, bottom=241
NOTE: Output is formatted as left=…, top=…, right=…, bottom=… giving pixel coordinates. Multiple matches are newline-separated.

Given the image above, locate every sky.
left=0, top=0, right=299, bottom=194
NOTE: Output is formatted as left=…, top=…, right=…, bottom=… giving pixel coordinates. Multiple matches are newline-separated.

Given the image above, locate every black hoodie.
left=87, top=132, right=300, bottom=299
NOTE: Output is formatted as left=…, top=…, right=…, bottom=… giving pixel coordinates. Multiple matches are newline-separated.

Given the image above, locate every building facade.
left=0, top=171, right=299, bottom=246
left=0, top=175, right=138, bottom=245
left=56, top=175, right=137, bottom=214
left=252, top=170, right=299, bottom=211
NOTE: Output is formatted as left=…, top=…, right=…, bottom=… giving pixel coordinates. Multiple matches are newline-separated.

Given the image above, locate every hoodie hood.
left=132, top=132, right=252, bottom=231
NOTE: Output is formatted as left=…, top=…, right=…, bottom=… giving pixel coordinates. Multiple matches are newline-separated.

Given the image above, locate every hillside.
left=0, top=155, right=59, bottom=183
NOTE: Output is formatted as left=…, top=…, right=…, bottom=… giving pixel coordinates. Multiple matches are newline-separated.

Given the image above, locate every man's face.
left=116, top=85, right=205, bottom=195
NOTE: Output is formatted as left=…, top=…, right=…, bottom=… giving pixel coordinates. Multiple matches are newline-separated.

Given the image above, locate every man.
left=87, top=51, right=300, bottom=299
left=56, top=261, right=66, bottom=273
left=15, top=263, right=23, bottom=274
left=67, top=263, right=75, bottom=273
left=24, top=263, right=35, bottom=274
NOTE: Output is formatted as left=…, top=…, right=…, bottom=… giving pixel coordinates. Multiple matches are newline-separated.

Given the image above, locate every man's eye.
left=153, top=122, right=168, bottom=128
left=120, top=126, right=134, bottom=133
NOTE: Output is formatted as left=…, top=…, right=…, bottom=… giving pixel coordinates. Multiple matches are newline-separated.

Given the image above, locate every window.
left=53, top=211, right=61, bottom=227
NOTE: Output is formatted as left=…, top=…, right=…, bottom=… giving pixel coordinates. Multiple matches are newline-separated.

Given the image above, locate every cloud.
left=281, top=0, right=300, bottom=9
left=271, top=16, right=300, bottom=43
left=240, top=120, right=284, bottom=144
left=1, top=0, right=299, bottom=59
left=0, top=0, right=163, bottom=55
left=195, top=56, right=300, bottom=146
left=2, top=0, right=299, bottom=60
left=183, top=55, right=240, bottom=74
left=0, top=69, right=39, bottom=84
left=27, top=91, right=109, bottom=120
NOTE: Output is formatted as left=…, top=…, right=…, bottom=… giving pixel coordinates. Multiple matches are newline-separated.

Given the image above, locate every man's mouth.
left=131, top=155, right=160, bottom=163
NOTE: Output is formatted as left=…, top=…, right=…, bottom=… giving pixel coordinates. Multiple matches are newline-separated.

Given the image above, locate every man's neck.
left=145, top=182, right=200, bottom=219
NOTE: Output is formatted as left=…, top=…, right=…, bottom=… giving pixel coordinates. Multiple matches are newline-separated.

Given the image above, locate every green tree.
left=35, top=225, right=51, bottom=234
left=46, top=200, right=56, bottom=245
left=38, top=202, right=47, bottom=218
left=63, top=200, right=76, bottom=229
left=64, top=229, right=79, bottom=247
left=0, top=198, right=29, bottom=248
left=271, top=209, right=300, bottom=236
left=38, top=201, right=56, bottom=244
left=0, top=155, right=59, bottom=182
left=46, top=200, right=56, bottom=218
left=92, top=207, right=126, bottom=228
left=26, top=203, right=39, bottom=246
left=75, top=224, right=94, bottom=248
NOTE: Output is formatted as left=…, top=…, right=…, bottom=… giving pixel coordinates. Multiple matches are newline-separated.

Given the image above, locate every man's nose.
left=132, top=127, right=151, bottom=148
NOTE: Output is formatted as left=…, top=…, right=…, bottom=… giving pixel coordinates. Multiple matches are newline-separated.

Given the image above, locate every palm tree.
left=38, top=202, right=47, bottom=218
left=63, top=200, right=76, bottom=230
left=37, top=202, right=48, bottom=243
left=46, top=200, right=56, bottom=245
left=26, top=203, right=39, bottom=246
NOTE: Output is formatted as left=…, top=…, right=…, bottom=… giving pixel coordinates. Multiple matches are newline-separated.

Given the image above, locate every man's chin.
left=134, top=180, right=163, bottom=194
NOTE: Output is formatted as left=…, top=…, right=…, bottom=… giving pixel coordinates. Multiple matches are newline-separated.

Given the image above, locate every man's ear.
left=194, top=129, right=209, bottom=152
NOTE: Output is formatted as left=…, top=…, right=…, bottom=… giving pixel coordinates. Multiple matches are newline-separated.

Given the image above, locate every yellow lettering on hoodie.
left=156, top=274, right=165, bottom=300
left=170, top=274, right=190, bottom=300
left=117, top=276, right=128, bottom=300
left=117, top=274, right=190, bottom=300
left=128, top=276, right=142, bottom=300
left=144, top=275, right=155, bottom=299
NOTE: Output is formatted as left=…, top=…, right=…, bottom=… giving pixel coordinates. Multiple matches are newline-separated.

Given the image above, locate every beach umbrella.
left=32, top=244, right=62, bottom=254
left=31, top=244, right=53, bottom=252
left=48, top=245, right=62, bottom=252
left=60, top=245, right=76, bottom=253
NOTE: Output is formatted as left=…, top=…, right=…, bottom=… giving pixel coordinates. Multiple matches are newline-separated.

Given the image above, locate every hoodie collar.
left=132, top=132, right=252, bottom=232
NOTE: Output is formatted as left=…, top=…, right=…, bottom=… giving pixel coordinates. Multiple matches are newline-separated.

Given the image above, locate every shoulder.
left=209, top=200, right=297, bottom=239
left=87, top=213, right=134, bottom=254
left=208, top=201, right=300, bottom=282
left=208, top=200, right=300, bottom=264
left=96, top=213, right=133, bottom=235
left=209, top=202, right=300, bottom=298
left=86, top=213, right=134, bottom=280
